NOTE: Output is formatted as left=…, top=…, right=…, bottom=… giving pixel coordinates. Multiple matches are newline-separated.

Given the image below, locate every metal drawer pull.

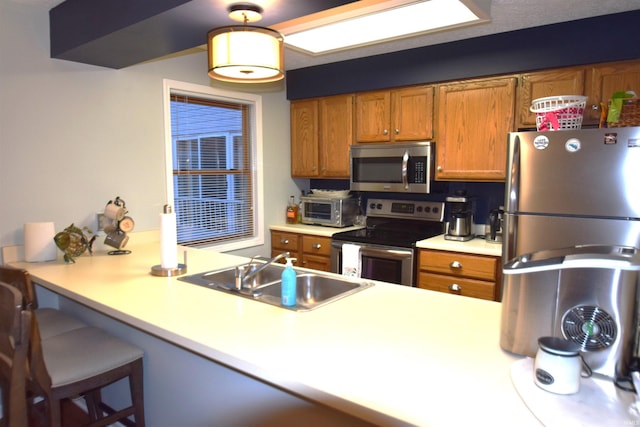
left=280, top=239, right=289, bottom=245
left=449, top=261, right=462, bottom=269
left=449, top=284, right=462, bottom=292
left=312, top=243, right=322, bottom=249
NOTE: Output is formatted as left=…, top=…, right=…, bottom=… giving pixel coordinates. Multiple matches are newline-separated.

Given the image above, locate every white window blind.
left=170, top=93, right=255, bottom=246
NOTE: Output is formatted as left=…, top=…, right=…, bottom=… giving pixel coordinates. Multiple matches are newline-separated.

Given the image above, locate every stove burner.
left=332, top=199, right=445, bottom=248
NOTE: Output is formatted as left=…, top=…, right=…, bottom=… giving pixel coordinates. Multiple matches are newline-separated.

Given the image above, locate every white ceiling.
left=10, top=0, right=640, bottom=70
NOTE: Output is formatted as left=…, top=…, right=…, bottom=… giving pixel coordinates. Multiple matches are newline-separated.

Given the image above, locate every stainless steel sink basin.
left=178, top=262, right=373, bottom=311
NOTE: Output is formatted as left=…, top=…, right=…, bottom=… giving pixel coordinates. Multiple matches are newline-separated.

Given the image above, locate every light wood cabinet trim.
left=418, top=272, right=496, bottom=301
left=419, top=249, right=497, bottom=281
left=302, top=235, right=331, bottom=256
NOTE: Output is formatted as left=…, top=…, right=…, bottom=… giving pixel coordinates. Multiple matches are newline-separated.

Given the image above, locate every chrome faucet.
left=235, top=252, right=290, bottom=291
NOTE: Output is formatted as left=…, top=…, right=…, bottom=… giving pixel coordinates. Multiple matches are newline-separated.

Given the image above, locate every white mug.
left=534, top=336, right=592, bottom=395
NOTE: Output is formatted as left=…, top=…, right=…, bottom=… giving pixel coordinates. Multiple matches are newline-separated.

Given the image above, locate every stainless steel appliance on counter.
left=300, top=195, right=357, bottom=228
left=350, top=142, right=434, bottom=193
left=500, top=127, right=640, bottom=384
left=330, top=198, right=444, bottom=286
left=444, top=190, right=474, bottom=242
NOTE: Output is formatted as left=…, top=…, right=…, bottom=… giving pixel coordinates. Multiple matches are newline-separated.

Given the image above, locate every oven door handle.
left=358, top=246, right=413, bottom=259
left=402, top=150, right=409, bottom=190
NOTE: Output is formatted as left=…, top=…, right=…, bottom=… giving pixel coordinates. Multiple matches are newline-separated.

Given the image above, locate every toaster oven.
left=300, top=196, right=357, bottom=227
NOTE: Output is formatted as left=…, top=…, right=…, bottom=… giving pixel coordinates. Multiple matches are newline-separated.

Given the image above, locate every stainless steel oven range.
left=330, top=198, right=445, bottom=286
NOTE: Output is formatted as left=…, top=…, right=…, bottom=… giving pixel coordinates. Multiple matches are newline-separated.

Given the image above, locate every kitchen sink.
left=178, top=262, right=373, bottom=311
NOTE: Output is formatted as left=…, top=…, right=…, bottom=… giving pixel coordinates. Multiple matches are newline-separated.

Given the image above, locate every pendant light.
left=207, top=3, right=284, bottom=83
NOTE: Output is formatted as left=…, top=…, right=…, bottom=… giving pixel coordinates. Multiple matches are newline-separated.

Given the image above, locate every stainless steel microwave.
left=300, top=196, right=357, bottom=228
left=350, top=142, right=434, bottom=193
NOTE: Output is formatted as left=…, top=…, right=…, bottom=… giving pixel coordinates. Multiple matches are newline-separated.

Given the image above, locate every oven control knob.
left=376, top=203, right=382, bottom=210
left=417, top=206, right=423, bottom=212
left=369, top=203, right=376, bottom=210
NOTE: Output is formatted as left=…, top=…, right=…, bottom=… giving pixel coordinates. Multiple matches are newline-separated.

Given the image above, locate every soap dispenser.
left=281, top=257, right=297, bottom=307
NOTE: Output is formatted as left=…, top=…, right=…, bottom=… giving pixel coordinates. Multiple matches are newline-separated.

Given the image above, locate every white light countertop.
left=9, top=232, right=536, bottom=426
left=417, top=234, right=503, bottom=257
left=270, top=223, right=364, bottom=237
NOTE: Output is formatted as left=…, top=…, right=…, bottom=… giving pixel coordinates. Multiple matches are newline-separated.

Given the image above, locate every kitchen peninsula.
left=8, top=232, right=538, bottom=426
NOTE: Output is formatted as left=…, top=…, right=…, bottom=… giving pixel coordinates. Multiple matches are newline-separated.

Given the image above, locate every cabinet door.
left=517, top=68, right=586, bottom=129
left=586, top=60, right=640, bottom=124
left=393, top=86, right=434, bottom=141
left=319, top=94, right=353, bottom=177
left=355, top=91, right=391, bottom=142
left=290, top=99, right=319, bottom=177
left=436, top=77, right=516, bottom=181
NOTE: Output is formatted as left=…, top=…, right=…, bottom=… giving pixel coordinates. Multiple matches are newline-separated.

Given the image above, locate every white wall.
left=0, top=1, right=304, bottom=262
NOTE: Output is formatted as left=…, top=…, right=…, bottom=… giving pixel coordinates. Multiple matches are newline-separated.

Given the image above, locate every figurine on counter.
left=54, top=223, right=96, bottom=263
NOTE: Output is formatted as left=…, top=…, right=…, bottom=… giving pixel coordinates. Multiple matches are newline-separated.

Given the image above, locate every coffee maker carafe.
left=444, top=190, right=474, bottom=241
left=487, top=206, right=504, bottom=244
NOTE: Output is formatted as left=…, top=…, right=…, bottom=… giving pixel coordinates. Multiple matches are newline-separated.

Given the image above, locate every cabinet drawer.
left=419, top=249, right=497, bottom=281
left=302, top=235, right=331, bottom=256
left=418, top=272, right=496, bottom=301
left=271, top=231, right=300, bottom=252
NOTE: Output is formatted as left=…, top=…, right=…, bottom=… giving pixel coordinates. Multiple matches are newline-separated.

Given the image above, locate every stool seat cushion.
left=41, top=327, right=144, bottom=388
left=36, top=308, right=86, bottom=339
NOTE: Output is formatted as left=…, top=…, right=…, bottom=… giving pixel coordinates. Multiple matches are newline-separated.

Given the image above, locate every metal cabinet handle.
left=450, top=261, right=462, bottom=269
left=395, top=128, right=399, bottom=134
left=437, top=166, right=442, bottom=172
left=449, top=283, right=462, bottom=292
left=383, top=129, right=389, bottom=135
left=280, top=239, right=289, bottom=245
left=312, top=243, right=322, bottom=249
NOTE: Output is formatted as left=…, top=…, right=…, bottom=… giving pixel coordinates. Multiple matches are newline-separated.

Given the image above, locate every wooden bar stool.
left=0, top=267, right=146, bottom=426
left=0, top=266, right=86, bottom=339
left=0, top=281, right=32, bottom=427
left=27, top=319, right=146, bottom=426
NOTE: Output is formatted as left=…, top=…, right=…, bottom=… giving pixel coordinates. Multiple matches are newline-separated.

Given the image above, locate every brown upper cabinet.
left=435, top=76, right=516, bottom=182
left=355, top=85, right=434, bottom=143
left=516, top=59, right=640, bottom=128
left=585, top=60, right=640, bottom=125
left=291, top=94, right=354, bottom=178
left=516, top=67, right=586, bottom=129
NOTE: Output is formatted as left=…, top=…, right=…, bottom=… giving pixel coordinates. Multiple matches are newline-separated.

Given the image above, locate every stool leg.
left=129, top=359, right=145, bottom=427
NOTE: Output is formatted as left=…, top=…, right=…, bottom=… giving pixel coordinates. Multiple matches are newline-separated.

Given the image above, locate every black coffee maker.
left=444, top=190, right=474, bottom=241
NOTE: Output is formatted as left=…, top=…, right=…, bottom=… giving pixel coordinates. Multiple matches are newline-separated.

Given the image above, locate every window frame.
left=162, top=79, right=264, bottom=252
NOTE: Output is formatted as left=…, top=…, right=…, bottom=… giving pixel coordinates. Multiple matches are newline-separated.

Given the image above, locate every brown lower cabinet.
left=418, top=249, right=501, bottom=301
left=270, top=230, right=332, bottom=272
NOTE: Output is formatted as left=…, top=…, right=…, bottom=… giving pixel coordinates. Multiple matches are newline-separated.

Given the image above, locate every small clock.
left=119, top=216, right=135, bottom=233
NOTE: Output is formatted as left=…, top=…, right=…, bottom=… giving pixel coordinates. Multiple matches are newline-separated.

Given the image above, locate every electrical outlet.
left=96, top=212, right=105, bottom=232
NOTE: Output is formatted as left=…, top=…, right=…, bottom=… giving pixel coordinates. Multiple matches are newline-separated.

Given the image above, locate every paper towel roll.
left=160, top=208, right=178, bottom=269
left=24, top=222, right=57, bottom=262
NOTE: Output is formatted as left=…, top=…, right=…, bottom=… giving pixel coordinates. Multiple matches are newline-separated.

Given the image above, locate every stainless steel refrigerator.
left=500, top=127, right=640, bottom=380
left=503, top=127, right=640, bottom=263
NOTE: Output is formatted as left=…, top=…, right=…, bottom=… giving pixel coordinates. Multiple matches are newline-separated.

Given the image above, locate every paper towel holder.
left=151, top=204, right=187, bottom=276
left=151, top=251, right=187, bottom=277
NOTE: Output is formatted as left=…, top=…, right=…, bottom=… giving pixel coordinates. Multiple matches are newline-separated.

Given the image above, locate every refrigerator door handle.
left=503, top=245, right=640, bottom=274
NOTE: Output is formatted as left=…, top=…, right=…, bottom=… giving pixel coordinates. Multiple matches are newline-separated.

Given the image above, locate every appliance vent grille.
left=562, top=305, right=617, bottom=352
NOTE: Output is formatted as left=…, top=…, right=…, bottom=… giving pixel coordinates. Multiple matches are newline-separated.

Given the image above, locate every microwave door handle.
left=402, top=151, right=409, bottom=190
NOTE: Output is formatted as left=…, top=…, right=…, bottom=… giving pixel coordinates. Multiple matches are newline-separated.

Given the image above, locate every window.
left=163, top=80, right=264, bottom=251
